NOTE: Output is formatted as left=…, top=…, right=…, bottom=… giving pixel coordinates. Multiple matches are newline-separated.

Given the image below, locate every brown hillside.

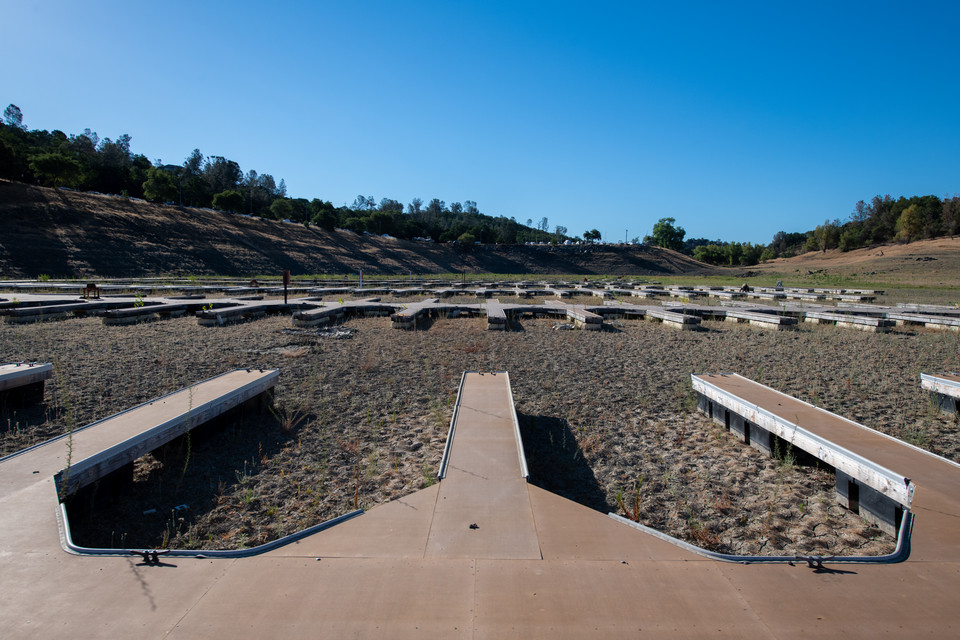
left=748, top=236, right=960, bottom=287
left=0, top=181, right=714, bottom=278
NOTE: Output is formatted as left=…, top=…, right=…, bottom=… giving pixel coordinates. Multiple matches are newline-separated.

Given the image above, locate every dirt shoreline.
left=2, top=302, right=958, bottom=556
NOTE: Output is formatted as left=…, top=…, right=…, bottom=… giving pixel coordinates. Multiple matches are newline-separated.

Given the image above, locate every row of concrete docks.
left=2, top=365, right=960, bottom=636
left=0, top=276, right=882, bottom=301
left=3, top=287, right=959, bottom=333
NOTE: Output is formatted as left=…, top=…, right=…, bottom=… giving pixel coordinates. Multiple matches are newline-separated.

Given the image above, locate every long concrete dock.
left=693, top=373, right=914, bottom=535
left=3, top=370, right=960, bottom=636
left=692, top=373, right=960, bottom=558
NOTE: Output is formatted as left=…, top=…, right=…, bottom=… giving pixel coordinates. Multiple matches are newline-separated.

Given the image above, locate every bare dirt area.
left=3, top=301, right=957, bottom=557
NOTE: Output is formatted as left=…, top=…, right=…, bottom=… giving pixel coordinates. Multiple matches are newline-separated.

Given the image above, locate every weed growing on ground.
left=773, top=438, right=796, bottom=474
left=271, top=403, right=307, bottom=435
left=615, top=480, right=643, bottom=522
left=422, top=462, right=436, bottom=487
left=686, top=518, right=721, bottom=548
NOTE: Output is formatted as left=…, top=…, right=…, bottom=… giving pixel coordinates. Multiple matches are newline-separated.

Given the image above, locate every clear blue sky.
left=3, top=1, right=958, bottom=244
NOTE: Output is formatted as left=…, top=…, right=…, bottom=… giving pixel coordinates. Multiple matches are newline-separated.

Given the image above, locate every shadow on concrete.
left=517, top=412, right=611, bottom=513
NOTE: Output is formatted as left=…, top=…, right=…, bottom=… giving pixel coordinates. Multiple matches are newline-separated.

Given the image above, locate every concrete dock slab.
left=0, top=361, right=52, bottom=394
left=4, top=369, right=960, bottom=637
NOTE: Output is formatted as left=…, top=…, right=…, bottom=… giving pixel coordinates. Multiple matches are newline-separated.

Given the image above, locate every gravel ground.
left=2, top=299, right=957, bottom=556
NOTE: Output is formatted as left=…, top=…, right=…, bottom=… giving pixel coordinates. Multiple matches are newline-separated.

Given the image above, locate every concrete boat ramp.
left=3, top=371, right=960, bottom=636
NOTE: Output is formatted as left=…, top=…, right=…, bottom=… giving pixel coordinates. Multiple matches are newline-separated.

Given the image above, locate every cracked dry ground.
left=2, top=307, right=958, bottom=556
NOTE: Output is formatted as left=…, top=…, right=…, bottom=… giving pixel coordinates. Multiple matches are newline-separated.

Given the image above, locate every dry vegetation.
left=3, top=289, right=958, bottom=557
left=750, top=236, right=960, bottom=288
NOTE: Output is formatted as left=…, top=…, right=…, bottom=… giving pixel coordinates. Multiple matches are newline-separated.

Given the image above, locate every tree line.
left=4, top=104, right=956, bottom=255
left=643, top=190, right=959, bottom=267
left=0, top=104, right=572, bottom=245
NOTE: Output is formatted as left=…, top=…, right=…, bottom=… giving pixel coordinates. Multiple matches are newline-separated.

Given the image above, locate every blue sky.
left=3, top=1, right=958, bottom=244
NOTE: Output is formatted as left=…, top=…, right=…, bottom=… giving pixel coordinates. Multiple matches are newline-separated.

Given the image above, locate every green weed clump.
left=615, top=480, right=642, bottom=522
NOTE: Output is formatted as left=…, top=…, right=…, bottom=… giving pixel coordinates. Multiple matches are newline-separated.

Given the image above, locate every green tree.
left=806, top=220, right=840, bottom=252
left=90, top=134, right=133, bottom=194
left=309, top=198, right=339, bottom=230
left=286, top=198, right=310, bottom=223
left=204, top=156, right=242, bottom=194
left=343, top=216, right=367, bottom=232
left=725, top=242, right=743, bottom=265
left=142, top=166, right=179, bottom=202
left=838, top=226, right=862, bottom=252
left=212, top=189, right=245, bottom=214
left=269, top=197, right=294, bottom=220
left=28, top=152, right=82, bottom=187
left=943, top=197, right=960, bottom=236
left=896, top=204, right=924, bottom=242
left=180, top=148, right=210, bottom=206
left=0, top=139, right=18, bottom=178
left=692, top=244, right=726, bottom=265
left=378, top=198, right=403, bottom=214
left=583, top=229, right=601, bottom=243
left=3, top=104, right=24, bottom=129
left=644, top=217, right=685, bottom=250
left=426, top=198, right=446, bottom=216
left=739, top=242, right=764, bottom=266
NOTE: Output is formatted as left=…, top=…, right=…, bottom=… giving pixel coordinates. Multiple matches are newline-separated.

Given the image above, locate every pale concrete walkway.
left=1, top=372, right=959, bottom=637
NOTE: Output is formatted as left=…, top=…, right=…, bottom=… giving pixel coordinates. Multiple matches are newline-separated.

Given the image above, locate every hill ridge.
left=0, top=181, right=713, bottom=278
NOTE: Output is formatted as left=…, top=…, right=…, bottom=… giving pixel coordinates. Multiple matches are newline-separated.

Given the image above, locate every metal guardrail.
left=59, top=502, right=363, bottom=559
left=692, top=373, right=914, bottom=507
left=0, top=370, right=256, bottom=465
left=437, top=372, right=468, bottom=480
left=43, top=369, right=279, bottom=497
left=921, top=372, right=960, bottom=396
left=610, top=509, right=913, bottom=564
left=504, top=372, right=529, bottom=479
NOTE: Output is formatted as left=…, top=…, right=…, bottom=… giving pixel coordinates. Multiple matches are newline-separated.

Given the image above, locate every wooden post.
left=283, top=270, right=290, bottom=304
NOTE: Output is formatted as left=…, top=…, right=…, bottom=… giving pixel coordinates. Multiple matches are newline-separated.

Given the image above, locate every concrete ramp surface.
left=2, top=371, right=960, bottom=637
